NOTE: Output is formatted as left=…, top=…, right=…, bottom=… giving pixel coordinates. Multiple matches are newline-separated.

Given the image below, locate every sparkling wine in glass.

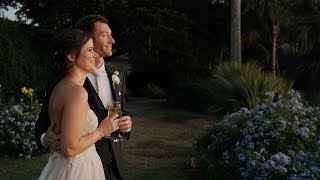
left=106, top=101, right=126, bottom=142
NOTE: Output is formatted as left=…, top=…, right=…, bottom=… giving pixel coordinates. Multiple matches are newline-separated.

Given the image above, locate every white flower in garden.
left=248, top=142, right=255, bottom=149
left=265, top=91, right=274, bottom=98
left=275, top=165, right=288, bottom=174
left=238, top=153, right=245, bottom=161
left=261, top=160, right=276, bottom=171
left=271, top=152, right=290, bottom=166
left=296, top=127, right=311, bottom=140
left=222, top=150, right=229, bottom=160
left=241, top=171, right=249, bottom=179
left=197, top=89, right=320, bottom=178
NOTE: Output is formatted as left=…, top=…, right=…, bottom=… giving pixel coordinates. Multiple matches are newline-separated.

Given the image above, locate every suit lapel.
left=83, top=78, right=107, bottom=123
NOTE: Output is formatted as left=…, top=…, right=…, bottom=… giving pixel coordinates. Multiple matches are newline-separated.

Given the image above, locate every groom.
left=35, top=15, right=132, bottom=180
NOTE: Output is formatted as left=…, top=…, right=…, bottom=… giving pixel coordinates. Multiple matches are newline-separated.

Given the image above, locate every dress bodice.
left=38, top=109, right=105, bottom=180
left=83, top=109, right=99, bottom=136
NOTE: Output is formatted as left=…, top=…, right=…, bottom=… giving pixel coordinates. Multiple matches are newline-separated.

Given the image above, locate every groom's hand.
left=118, top=116, right=132, bottom=133
left=44, top=122, right=61, bottom=153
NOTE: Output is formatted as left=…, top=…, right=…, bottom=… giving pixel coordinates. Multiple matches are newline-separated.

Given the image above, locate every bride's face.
left=75, top=39, right=99, bottom=73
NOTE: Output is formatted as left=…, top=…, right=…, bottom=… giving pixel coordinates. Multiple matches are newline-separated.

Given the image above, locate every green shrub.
left=172, top=78, right=215, bottom=113
left=209, top=61, right=293, bottom=113
left=145, top=83, right=166, bottom=98
left=0, top=18, right=50, bottom=101
left=195, top=90, right=320, bottom=179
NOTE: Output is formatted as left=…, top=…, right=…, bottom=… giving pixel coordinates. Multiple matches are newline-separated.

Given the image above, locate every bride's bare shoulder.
left=55, top=81, right=88, bottom=100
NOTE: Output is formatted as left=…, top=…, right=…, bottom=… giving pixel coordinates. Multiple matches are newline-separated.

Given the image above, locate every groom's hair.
left=75, top=15, right=109, bottom=35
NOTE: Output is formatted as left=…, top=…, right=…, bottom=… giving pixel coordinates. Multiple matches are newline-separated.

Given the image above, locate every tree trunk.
left=230, top=0, right=242, bottom=64
left=272, top=24, right=279, bottom=79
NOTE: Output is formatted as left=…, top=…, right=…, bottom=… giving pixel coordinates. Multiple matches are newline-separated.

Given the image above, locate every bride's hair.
left=49, top=29, right=91, bottom=76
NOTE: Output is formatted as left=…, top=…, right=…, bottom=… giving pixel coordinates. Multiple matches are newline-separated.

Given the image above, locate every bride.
left=38, top=29, right=119, bottom=180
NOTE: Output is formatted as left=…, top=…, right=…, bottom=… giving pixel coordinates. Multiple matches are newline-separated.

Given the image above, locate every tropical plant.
left=209, top=61, right=293, bottom=113
left=196, top=90, right=320, bottom=179
left=244, top=0, right=295, bottom=78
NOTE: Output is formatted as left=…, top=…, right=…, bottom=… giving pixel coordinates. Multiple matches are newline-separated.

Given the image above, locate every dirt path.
left=121, top=98, right=215, bottom=180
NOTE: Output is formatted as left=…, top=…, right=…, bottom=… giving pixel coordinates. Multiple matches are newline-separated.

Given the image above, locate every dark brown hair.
left=50, top=29, right=91, bottom=76
left=75, top=15, right=109, bottom=35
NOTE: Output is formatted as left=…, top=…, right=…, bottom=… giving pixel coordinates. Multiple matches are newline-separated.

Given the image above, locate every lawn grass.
left=0, top=98, right=214, bottom=180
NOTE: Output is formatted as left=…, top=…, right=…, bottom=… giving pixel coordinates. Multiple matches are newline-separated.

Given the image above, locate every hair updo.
left=49, top=29, right=91, bottom=76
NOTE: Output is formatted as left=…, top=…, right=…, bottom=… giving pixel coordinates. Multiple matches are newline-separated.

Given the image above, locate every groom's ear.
left=66, top=53, right=76, bottom=62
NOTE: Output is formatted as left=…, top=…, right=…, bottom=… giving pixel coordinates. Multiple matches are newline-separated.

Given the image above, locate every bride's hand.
left=98, top=114, right=119, bottom=136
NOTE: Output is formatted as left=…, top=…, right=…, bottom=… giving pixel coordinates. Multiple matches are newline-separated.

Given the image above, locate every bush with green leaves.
left=0, top=18, right=50, bottom=101
left=196, top=90, right=320, bottom=179
left=0, top=87, right=41, bottom=158
left=145, top=83, right=166, bottom=99
left=172, top=78, right=216, bottom=113
left=209, top=61, right=293, bottom=113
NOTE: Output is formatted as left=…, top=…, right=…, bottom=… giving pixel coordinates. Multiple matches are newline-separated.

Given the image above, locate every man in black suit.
left=35, top=15, right=132, bottom=180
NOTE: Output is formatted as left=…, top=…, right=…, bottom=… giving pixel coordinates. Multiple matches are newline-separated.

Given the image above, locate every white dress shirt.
left=87, top=63, right=114, bottom=109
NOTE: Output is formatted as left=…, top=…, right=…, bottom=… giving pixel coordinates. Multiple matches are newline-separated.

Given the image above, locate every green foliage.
left=195, top=90, right=320, bottom=179
left=209, top=61, right=293, bottom=113
left=127, top=48, right=159, bottom=97
left=171, top=79, right=216, bottom=113
left=0, top=18, right=49, bottom=101
left=294, top=0, right=320, bottom=53
left=145, top=83, right=166, bottom=99
left=0, top=89, right=41, bottom=158
left=0, top=0, right=16, bottom=8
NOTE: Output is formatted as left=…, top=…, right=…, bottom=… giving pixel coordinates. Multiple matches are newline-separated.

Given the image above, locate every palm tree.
left=230, top=0, right=242, bottom=63
left=244, top=0, right=293, bottom=79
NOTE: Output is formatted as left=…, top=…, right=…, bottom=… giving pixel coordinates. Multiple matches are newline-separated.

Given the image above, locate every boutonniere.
left=111, top=71, right=121, bottom=90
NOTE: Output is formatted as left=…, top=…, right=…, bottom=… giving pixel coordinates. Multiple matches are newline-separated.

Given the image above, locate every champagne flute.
left=106, top=101, right=126, bottom=142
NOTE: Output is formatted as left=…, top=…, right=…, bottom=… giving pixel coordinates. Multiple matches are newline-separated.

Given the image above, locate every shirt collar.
left=97, top=63, right=106, bottom=73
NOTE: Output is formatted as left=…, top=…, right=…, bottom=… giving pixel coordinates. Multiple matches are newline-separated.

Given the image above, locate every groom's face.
left=92, top=21, right=115, bottom=58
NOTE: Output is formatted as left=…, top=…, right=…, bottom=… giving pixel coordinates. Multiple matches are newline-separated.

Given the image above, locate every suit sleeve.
left=120, top=67, right=131, bottom=140
left=120, top=67, right=130, bottom=116
left=34, top=76, right=60, bottom=152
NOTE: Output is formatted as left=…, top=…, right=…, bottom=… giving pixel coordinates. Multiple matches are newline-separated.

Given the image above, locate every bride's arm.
left=60, top=87, right=110, bottom=158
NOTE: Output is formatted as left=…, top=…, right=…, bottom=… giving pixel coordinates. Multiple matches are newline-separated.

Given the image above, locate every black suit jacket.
left=35, top=64, right=130, bottom=180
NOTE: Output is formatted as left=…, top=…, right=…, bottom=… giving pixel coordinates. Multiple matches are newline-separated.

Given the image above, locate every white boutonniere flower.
left=111, top=71, right=121, bottom=89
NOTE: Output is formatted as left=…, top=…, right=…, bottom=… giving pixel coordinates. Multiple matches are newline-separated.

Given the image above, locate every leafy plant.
left=209, top=61, right=293, bottom=113
left=172, top=78, right=216, bottom=113
left=0, top=87, right=41, bottom=158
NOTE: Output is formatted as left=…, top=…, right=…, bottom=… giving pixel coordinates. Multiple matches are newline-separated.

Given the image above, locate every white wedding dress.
left=38, top=110, right=105, bottom=180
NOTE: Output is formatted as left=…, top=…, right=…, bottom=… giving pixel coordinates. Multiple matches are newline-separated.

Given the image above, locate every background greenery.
left=0, top=0, right=319, bottom=108
left=0, top=18, right=50, bottom=101
left=1, top=0, right=320, bottom=179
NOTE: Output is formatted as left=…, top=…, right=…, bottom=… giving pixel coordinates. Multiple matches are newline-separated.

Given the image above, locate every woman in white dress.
left=38, top=29, right=120, bottom=180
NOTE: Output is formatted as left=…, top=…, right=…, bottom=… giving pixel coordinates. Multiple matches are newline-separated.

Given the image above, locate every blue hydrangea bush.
left=196, top=90, right=320, bottom=179
left=0, top=98, right=41, bottom=158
